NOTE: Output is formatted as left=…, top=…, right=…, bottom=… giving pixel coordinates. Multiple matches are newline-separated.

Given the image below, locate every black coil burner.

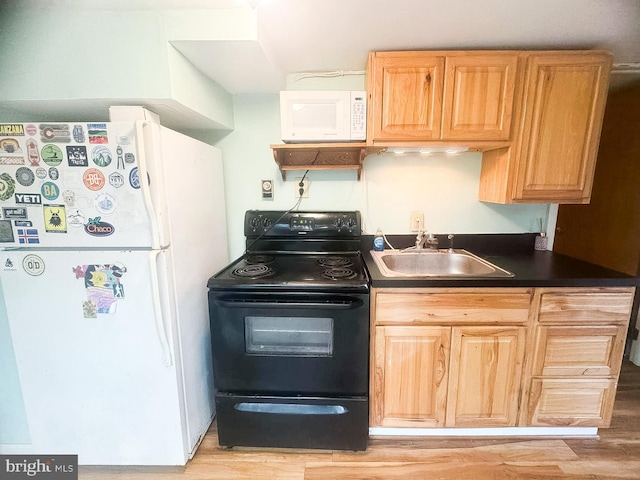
left=322, top=267, right=357, bottom=280
left=231, top=264, right=274, bottom=279
left=245, top=254, right=275, bottom=265
left=317, top=256, right=353, bottom=268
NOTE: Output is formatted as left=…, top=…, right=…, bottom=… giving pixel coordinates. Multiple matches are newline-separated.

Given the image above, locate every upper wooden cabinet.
left=479, top=51, right=612, bottom=204
left=367, top=51, right=519, bottom=143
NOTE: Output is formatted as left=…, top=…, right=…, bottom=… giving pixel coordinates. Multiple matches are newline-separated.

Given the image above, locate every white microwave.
left=279, top=91, right=366, bottom=143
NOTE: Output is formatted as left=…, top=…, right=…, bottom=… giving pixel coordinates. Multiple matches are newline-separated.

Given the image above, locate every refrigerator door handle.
left=149, top=249, right=173, bottom=366
left=135, top=121, right=163, bottom=250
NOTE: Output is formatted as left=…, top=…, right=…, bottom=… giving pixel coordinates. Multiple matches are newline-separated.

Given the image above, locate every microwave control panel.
left=350, top=91, right=366, bottom=140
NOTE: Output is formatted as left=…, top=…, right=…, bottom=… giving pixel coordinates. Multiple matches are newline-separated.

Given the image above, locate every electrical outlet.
left=410, top=211, right=424, bottom=232
left=295, top=177, right=309, bottom=198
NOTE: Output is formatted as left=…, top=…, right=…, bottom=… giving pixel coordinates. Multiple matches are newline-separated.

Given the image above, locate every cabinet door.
left=446, top=326, right=526, bottom=427
left=442, top=54, right=519, bottom=140
left=527, top=378, right=617, bottom=427
left=514, top=52, right=611, bottom=202
left=368, top=52, right=445, bottom=141
left=532, top=325, right=627, bottom=377
left=371, top=326, right=450, bottom=427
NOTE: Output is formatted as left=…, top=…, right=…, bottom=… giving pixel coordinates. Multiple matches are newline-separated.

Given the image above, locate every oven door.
left=208, top=291, right=369, bottom=395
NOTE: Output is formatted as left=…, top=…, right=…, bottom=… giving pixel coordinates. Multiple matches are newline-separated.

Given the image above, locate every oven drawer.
left=215, top=393, right=369, bottom=451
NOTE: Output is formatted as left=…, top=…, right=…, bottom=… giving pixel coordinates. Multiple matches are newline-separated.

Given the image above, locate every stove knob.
left=261, top=217, right=272, bottom=231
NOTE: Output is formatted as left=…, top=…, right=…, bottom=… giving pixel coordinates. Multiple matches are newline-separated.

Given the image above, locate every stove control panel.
left=245, top=210, right=361, bottom=237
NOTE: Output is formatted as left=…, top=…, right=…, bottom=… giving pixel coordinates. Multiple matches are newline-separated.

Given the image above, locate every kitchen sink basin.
left=370, top=249, right=514, bottom=278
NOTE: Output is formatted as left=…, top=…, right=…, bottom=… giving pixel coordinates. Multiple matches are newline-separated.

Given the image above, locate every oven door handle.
left=235, top=402, right=348, bottom=416
left=215, top=297, right=364, bottom=309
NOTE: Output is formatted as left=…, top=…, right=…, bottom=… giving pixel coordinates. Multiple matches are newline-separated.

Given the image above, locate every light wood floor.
left=80, top=361, right=640, bottom=479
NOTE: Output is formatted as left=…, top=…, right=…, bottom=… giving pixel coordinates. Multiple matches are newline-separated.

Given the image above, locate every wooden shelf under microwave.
left=270, top=143, right=369, bottom=180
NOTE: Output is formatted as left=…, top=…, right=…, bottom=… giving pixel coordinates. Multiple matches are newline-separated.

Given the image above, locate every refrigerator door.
left=0, top=248, right=208, bottom=465
left=0, top=122, right=155, bottom=248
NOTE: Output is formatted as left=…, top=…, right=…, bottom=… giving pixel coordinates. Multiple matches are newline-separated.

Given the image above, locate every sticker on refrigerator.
left=73, top=124, right=85, bottom=143
left=3, top=256, right=17, bottom=271
left=66, top=145, right=88, bottom=167
left=0, top=174, right=16, bottom=201
left=62, top=189, right=76, bottom=206
left=83, top=168, right=105, bottom=191
left=92, top=145, right=112, bottom=167
left=87, top=124, right=108, bottom=144
left=0, top=138, right=22, bottom=154
left=109, top=172, right=124, bottom=188
left=94, top=192, right=116, bottom=215
left=41, top=144, right=63, bottom=166
left=84, top=216, right=114, bottom=237
left=74, top=263, right=127, bottom=316
left=14, top=193, right=41, bottom=205
left=129, top=167, right=140, bottom=189
left=3, top=207, right=28, bottom=219
left=40, top=124, right=71, bottom=142
left=43, top=204, right=67, bottom=233
left=35, top=167, right=47, bottom=179
left=27, top=139, right=40, bottom=166
left=48, top=167, right=59, bottom=180
left=16, top=167, right=35, bottom=186
left=41, top=182, right=60, bottom=201
left=0, top=124, right=25, bottom=136
left=0, top=220, right=14, bottom=242
left=67, top=208, right=85, bottom=227
left=22, top=254, right=45, bottom=276
left=17, top=228, right=39, bottom=244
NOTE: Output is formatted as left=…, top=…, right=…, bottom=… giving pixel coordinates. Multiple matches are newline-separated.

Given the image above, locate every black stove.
left=207, top=210, right=370, bottom=451
left=207, top=210, right=369, bottom=292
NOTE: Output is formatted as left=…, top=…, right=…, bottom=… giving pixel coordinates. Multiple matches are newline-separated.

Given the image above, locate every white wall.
left=217, top=94, right=550, bottom=259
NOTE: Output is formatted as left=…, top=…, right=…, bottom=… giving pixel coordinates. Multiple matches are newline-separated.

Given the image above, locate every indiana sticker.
left=43, top=204, right=67, bottom=233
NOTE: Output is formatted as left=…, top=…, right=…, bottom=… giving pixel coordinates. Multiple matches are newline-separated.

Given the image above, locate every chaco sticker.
left=23, top=254, right=45, bottom=276
left=43, top=204, right=67, bottom=233
left=83, top=168, right=105, bottom=191
left=84, top=216, right=115, bottom=237
left=41, top=144, right=63, bottom=166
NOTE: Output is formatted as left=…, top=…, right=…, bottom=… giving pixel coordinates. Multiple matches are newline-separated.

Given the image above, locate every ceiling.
left=178, top=0, right=640, bottom=93
left=28, top=0, right=640, bottom=94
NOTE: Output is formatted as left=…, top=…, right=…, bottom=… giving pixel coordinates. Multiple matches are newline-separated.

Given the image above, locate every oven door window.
left=245, top=316, right=333, bottom=356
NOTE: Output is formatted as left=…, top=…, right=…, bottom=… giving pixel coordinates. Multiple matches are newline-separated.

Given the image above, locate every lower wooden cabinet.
left=370, top=286, right=635, bottom=430
left=447, top=326, right=526, bottom=427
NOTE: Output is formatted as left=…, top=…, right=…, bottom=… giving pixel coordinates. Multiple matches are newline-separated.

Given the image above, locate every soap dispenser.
left=373, top=228, right=385, bottom=251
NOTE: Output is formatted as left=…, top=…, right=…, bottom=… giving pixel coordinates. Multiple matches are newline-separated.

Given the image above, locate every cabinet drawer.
left=526, top=378, right=617, bottom=427
left=532, top=325, right=626, bottom=377
left=538, top=288, right=634, bottom=324
left=375, top=289, right=532, bottom=325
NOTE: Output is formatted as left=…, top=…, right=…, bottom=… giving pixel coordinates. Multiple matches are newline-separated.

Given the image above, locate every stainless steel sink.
left=370, top=249, right=514, bottom=278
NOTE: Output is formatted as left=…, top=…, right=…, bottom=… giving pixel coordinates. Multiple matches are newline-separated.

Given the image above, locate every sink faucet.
left=415, top=231, right=429, bottom=249
left=447, top=234, right=455, bottom=252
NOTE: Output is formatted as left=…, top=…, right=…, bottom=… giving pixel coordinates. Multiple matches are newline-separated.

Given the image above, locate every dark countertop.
left=361, top=234, right=640, bottom=288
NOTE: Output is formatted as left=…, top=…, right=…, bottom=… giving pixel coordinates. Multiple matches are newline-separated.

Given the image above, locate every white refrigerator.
left=0, top=121, right=228, bottom=465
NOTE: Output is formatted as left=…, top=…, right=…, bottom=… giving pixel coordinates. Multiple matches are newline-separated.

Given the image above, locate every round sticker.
left=35, top=167, right=47, bottom=179
left=41, top=181, right=60, bottom=200
left=23, top=254, right=45, bottom=276
left=41, top=144, right=63, bottom=166
left=129, top=167, right=140, bottom=189
left=48, top=167, right=59, bottom=180
left=83, top=168, right=105, bottom=191
left=25, top=124, right=37, bottom=136
left=62, top=189, right=76, bottom=206
left=0, top=173, right=16, bottom=201
left=16, top=167, right=35, bottom=187
left=94, top=192, right=117, bottom=215
left=92, top=145, right=112, bottom=167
